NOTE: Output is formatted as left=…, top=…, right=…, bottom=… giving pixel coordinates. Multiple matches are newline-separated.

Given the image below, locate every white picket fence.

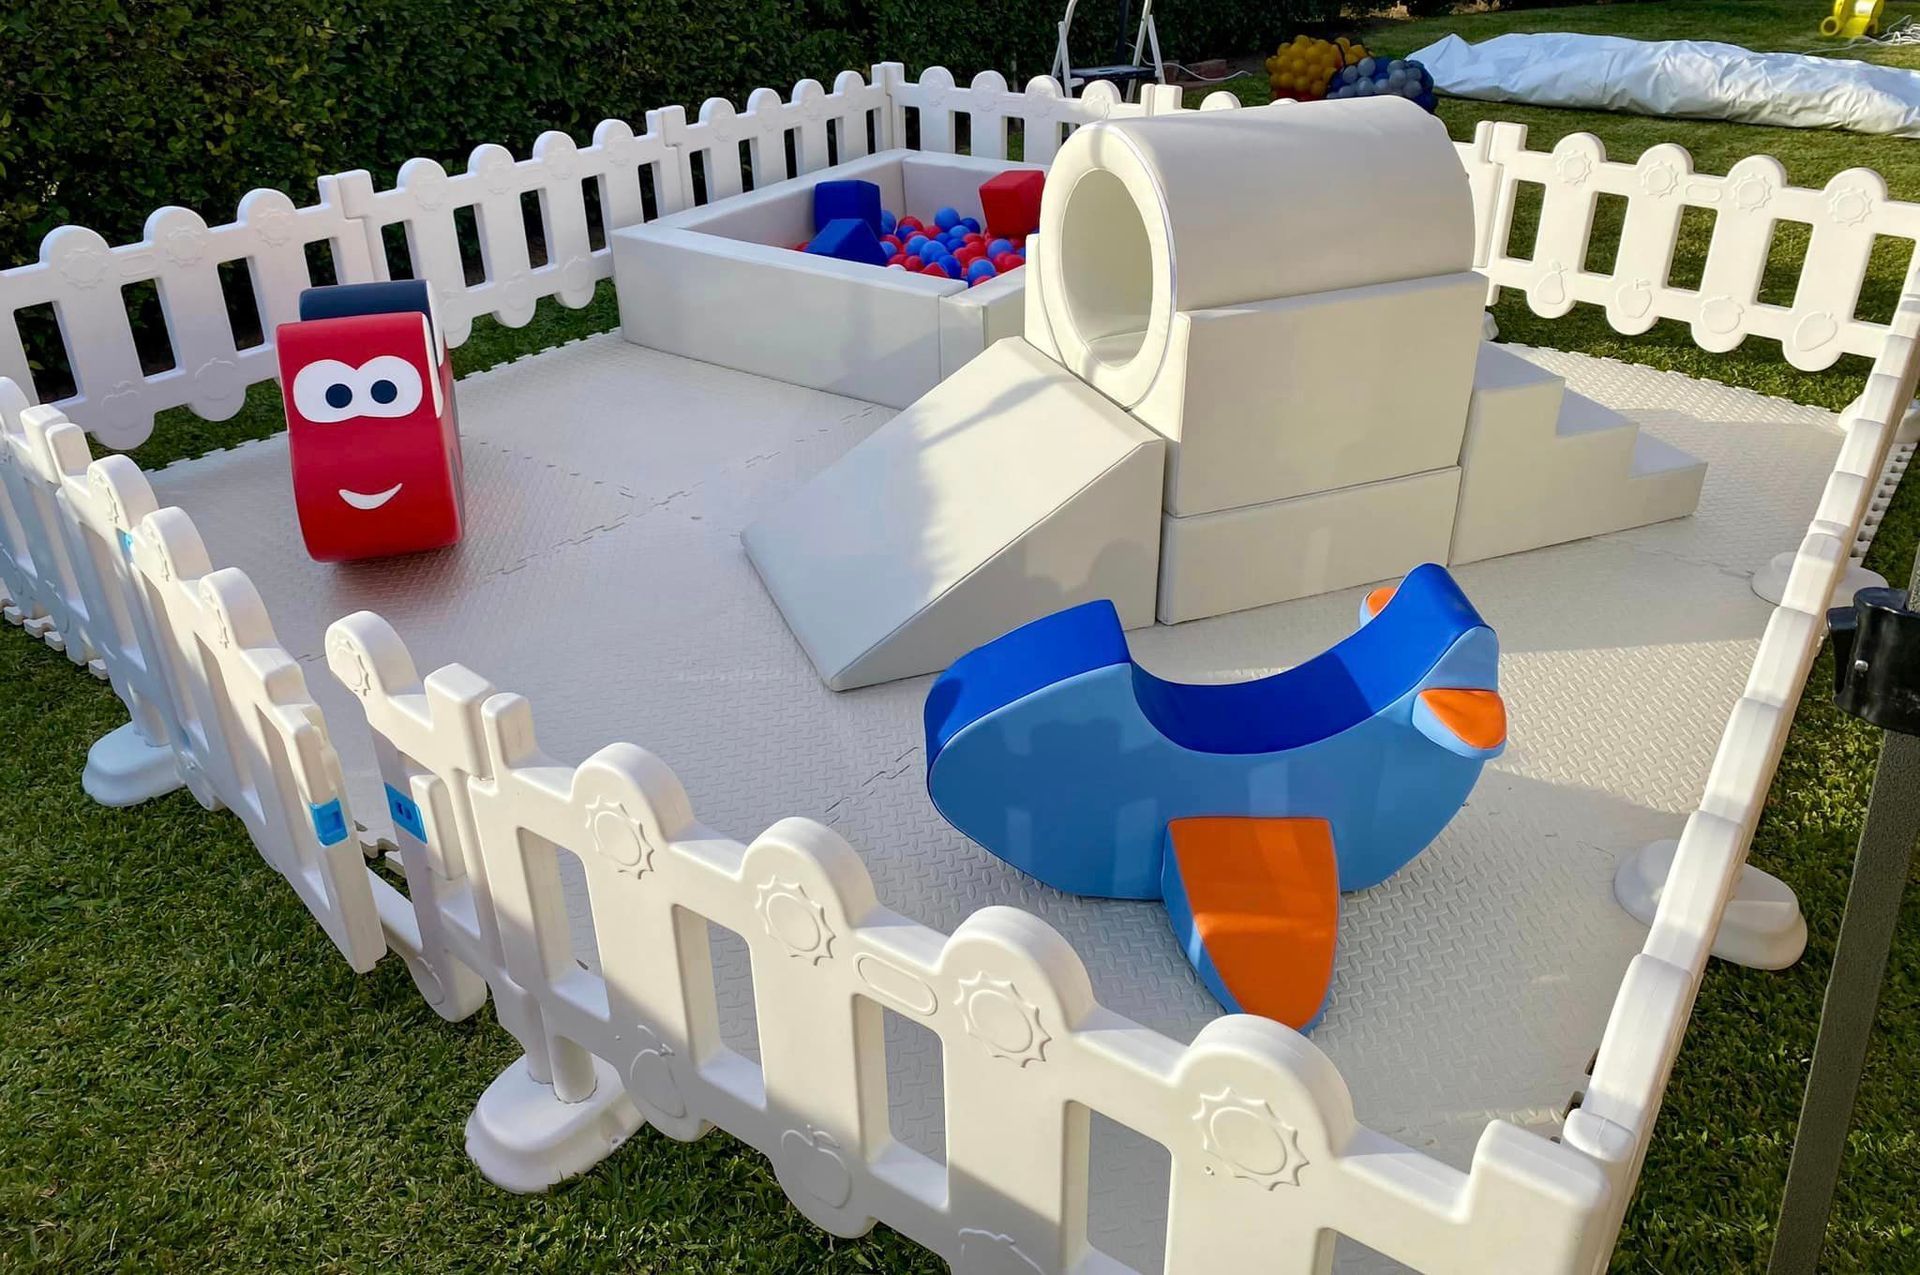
left=0, top=65, right=1203, bottom=451
left=5, top=71, right=1920, bottom=1273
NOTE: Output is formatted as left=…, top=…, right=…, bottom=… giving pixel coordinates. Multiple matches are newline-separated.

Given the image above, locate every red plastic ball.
left=921, top=261, right=950, bottom=278
left=888, top=253, right=908, bottom=266
left=903, top=255, right=923, bottom=270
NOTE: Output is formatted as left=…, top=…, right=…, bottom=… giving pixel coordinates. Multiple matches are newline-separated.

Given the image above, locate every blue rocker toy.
left=924, top=563, right=1505, bottom=1031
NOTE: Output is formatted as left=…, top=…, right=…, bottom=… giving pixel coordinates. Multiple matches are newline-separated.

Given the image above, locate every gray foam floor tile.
left=148, top=334, right=1844, bottom=1273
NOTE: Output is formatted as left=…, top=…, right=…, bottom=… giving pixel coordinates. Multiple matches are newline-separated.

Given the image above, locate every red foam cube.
left=979, top=170, right=1046, bottom=241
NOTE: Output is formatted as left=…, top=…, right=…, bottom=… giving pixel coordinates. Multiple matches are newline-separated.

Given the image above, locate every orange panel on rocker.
left=1166, top=817, right=1340, bottom=1030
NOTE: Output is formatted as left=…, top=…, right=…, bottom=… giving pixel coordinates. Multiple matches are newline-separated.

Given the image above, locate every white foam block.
left=1036, top=97, right=1474, bottom=411
left=613, top=150, right=1034, bottom=408
left=1133, top=272, right=1487, bottom=516
left=745, top=338, right=1166, bottom=689
left=1451, top=344, right=1707, bottom=564
left=938, top=266, right=1029, bottom=380
left=1157, top=467, right=1461, bottom=623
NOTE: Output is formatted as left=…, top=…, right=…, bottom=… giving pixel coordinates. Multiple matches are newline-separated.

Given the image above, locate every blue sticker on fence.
left=309, top=798, right=348, bottom=846
left=386, top=782, right=427, bottom=842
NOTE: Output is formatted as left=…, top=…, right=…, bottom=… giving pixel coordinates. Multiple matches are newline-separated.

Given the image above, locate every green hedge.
left=1, top=0, right=1334, bottom=276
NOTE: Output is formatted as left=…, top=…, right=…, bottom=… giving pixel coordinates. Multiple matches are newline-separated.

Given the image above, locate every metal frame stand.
left=1766, top=560, right=1920, bottom=1275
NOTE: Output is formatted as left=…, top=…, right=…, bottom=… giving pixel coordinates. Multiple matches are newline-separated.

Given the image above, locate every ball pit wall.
left=5, top=67, right=1920, bottom=1273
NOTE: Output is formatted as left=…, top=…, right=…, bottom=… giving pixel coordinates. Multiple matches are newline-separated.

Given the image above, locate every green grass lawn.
left=5, top=2, right=1920, bottom=1270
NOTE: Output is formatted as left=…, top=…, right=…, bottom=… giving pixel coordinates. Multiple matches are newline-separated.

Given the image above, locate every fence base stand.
left=466, top=1054, right=644, bottom=1194
left=1614, top=839, right=1808, bottom=969
left=1752, top=552, right=1884, bottom=608
left=82, top=720, right=185, bottom=807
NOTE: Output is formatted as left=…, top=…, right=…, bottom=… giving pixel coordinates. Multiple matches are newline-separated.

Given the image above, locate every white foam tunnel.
left=1035, top=96, right=1478, bottom=408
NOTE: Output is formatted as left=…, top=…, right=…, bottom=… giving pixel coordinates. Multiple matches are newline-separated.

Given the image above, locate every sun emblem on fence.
left=1552, top=150, right=1593, bottom=187
left=136, top=520, right=172, bottom=580
left=755, top=878, right=835, bottom=962
left=1194, top=1088, right=1309, bottom=1189
left=1729, top=172, right=1773, bottom=213
left=249, top=201, right=297, bottom=247
left=587, top=796, right=654, bottom=874
left=957, top=973, right=1051, bottom=1066
left=52, top=236, right=111, bottom=289
left=1828, top=185, right=1873, bottom=226
left=199, top=583, right=234, bottom=648
left=161, top=224, right=209, bottom=267
left=1638, top=161, right=1680, bottom=198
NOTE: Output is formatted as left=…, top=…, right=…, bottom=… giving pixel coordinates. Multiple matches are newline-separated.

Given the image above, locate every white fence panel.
left=1471, top=120, right=1920, bottom=369
left=880, top=66, right=1158, bottom=164
left=324, top=118, right=683, bottom=349
left=0, top=189, right=375, bottom=448
left=324, top=611, right=522, bottom=1026
left=0, top=380, right=51, bottom=629
left=44, top=417, right=189, bottom=795
left=0, top=383, right=98, bottom=666
left=1564, top=275, right=1920, bottom=1249
left=125, top=504, right=383, bottom=970
left=652, top=72, right=891, bottom=206
left=322, top=622, right=1613, bottom=1272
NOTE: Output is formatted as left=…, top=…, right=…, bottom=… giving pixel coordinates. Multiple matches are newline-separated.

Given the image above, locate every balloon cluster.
left=1326, top=57, right=1437, bottom=111
left=1265, top=35, right=1368, bottom=103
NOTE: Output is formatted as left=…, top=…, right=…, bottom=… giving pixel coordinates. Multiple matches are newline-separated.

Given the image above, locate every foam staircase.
left=1450, top=343, right=1707, bottom=565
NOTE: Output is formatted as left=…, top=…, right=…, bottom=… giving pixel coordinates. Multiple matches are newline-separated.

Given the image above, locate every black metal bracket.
left=1828, top=587, right=1920, bottom=736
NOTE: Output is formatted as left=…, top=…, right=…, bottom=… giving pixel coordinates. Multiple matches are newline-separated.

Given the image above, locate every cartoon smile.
left=338, top=483, right=403, bottom=511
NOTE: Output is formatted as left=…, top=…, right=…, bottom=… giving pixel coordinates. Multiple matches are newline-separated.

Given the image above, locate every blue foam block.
left=813, top=179, right=884, bottom=235
left=805, top=218, right=890, bottom=267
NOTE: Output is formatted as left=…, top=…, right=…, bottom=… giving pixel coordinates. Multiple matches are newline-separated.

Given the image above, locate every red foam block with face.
left=277, top=311, right=464, bottom=562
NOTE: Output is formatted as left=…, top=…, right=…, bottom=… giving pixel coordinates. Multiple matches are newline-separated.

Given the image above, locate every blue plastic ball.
left=880, top=209, right=897, bottom=235
left=934, top=206, right=962, bottom=231
left=966, top=259, right=997, bottom=282
left=905, top=234, right=930, bottom=255
left=960, top=217, right=981, bottom=233
left=987, top=237, right=1013, bottom=258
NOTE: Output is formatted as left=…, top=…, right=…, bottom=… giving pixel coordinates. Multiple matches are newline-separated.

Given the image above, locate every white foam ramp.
left=743, top=337, right=1166, bottom=689
left=1451, top=342, right=1707, bottom=564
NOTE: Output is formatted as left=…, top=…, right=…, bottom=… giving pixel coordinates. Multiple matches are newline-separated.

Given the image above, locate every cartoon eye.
left=290, top=359, right=363, bottom=424
left=354, top=356, right=423, bottom=418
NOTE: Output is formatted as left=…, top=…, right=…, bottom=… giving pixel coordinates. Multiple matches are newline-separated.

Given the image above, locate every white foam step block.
left=1451, top=344, right=1707, bottom=565
left=1157, top=466, right=1461, bottom=623
left=744, top=338, right=1166, bottom=689
left=1131, top=272, right=1486, bottom=516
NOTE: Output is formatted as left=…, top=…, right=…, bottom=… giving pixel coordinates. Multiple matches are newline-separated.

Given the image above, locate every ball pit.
left=800, top=198, right=1027, bottom=287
